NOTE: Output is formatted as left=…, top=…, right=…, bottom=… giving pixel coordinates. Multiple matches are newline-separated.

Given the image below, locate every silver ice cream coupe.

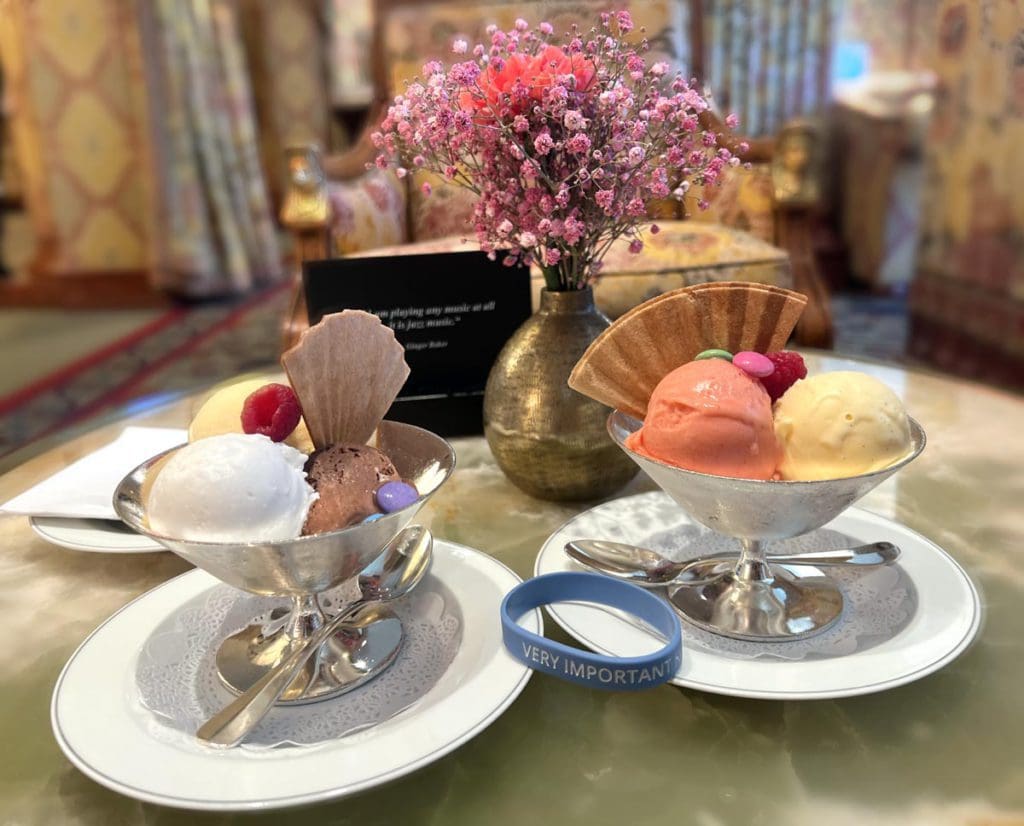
left=608, top=411, right=926, bottom=641
left=114, top=420, right=455, bottom=702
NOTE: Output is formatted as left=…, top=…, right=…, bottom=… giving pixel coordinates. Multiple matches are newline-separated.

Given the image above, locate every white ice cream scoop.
left=146, top=433, right=316, bottom=542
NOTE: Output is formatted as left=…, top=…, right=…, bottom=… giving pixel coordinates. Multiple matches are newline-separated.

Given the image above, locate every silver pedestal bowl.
left=114, top=420, right=456, bottom=702
left=608, top=411, right=926, bottom=641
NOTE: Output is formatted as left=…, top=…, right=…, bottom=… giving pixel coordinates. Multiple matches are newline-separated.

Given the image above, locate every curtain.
left=139, top=0, right=282, bottom=296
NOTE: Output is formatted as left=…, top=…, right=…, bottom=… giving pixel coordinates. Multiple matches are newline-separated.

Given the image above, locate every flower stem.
left=540, top=264, right=563, bottom=291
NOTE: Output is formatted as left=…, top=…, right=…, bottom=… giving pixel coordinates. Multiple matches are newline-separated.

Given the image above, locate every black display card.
left=303, top=250, right=533, bottom=436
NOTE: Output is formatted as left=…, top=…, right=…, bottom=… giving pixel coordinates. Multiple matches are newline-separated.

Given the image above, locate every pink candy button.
left=732, top=351, right=775, bottom=378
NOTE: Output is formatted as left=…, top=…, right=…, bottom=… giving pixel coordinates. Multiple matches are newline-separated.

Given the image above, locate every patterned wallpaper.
left=330, top=0, right=374, bottom=106
left=242, top=0, right=331, bottom=198
left=908, top=0, right=1024, bottom=385
left=917, top=0, right=1024, bottom=290
left=0, top=0, right=150, bottom=274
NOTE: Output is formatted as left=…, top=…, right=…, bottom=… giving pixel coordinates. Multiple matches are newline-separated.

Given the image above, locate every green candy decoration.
left=694, top=349, right=734, bottom=362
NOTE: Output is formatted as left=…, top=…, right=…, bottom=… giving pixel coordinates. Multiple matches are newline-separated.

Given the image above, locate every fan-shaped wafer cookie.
left=281, top=310, right=409, bottom=449
left=568, top=282, right=806, bottom=418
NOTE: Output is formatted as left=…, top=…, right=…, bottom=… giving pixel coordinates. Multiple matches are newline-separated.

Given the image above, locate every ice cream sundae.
left=569, top=282, right=915, bottom=482
left=145, top=310, right=422, bottom=542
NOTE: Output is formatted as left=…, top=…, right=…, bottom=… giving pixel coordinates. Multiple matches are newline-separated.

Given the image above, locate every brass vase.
left=483, top=286, right=639, bottom=501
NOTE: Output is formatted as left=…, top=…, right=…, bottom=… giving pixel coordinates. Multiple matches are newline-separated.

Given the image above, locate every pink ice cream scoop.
left=625, top=359, right=780, bottom=480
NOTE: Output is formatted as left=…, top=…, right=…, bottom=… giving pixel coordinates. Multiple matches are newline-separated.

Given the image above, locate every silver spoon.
left=565, top=538, right=900, bottom=588
left=197, top=526, right=433, bottom=748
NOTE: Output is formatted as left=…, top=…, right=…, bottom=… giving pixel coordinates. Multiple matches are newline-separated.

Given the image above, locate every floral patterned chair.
left=282, top=0, right=837, bottom=349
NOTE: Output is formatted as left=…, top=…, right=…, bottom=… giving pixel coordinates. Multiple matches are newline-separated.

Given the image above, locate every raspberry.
left=241, top=383, right=302, bottom=442
left=759, top=351, right=807, bottom=402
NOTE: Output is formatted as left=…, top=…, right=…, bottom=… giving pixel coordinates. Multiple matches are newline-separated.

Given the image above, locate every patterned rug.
left=0, top=283, right=290, bottom=458
left=0, top=285, right=911, bottom=460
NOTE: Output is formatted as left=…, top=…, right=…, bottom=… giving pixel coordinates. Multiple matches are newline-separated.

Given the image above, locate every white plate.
left=31, top=517, right=164, bottom=554
left=535, top=492, right=982, bottom=701
left=52, top=539, right=539, bottom=811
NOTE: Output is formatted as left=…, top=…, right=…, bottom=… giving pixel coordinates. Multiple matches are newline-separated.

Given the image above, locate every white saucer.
left=31, top=516, right=164, bottom=553
left=52, top=539, right=539, bottom=811
left=535, top=492, right=982, bottom=701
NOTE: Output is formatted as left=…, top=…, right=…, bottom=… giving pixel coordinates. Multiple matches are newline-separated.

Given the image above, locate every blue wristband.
left=500, top=572, right=682, bottom=691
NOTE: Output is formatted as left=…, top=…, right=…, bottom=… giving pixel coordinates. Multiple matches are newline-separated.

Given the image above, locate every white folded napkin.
left=1, top=426, right=188, bottom=520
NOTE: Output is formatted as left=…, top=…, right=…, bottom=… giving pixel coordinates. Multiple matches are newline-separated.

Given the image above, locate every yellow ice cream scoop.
left=189, top=378, right=315, bottom=454
left=773, top=371, right=912, bottom=481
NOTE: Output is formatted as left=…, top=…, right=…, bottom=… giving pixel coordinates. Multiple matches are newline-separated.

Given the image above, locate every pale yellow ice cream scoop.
left=774, top=371, right=912, bottom=481
left=189, top=378, right=314, bottom=454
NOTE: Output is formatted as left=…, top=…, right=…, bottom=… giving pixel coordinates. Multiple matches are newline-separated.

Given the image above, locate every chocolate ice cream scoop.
left=302, top=444, right=401, bottom=534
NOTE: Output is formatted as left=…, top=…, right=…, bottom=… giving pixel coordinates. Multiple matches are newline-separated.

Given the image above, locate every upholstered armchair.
left=282, top=0, right=835, bottom=350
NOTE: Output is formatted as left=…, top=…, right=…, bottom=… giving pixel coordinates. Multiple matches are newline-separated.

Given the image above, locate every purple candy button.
left=732, top=351, right=775, bottom=378
left=375, top=481, right=419, bottom=513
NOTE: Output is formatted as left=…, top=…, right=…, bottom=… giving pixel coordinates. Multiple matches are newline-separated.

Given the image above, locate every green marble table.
left=2, top=354, right=1022, bottom=825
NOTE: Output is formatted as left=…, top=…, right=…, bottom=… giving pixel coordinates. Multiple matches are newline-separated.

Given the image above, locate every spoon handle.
left=764, top=542, right=899, bottom=567
left=196, top=600, right=366, bottom=748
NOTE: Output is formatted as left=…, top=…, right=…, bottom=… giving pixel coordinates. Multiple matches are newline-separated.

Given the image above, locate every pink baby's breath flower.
left=628, top=238, right=643, bottom=254
left=563, top=109, right=586, bottom=130
left=566, top=133, right=591, bottom=154
left=650, top=223, right=660, bottom=234
left=725, top=113, right=739, bottom=129
left=562, top=217, right=586, bottom=245
left=373, top=12, right=732, bottom=290
left=534, top=133, right=554, bottom=155
left=514, top=18, right=529, bottom=31
left=421, top=182, right=432, bottom=196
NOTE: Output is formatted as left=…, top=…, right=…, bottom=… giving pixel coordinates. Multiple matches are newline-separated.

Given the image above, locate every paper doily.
left=136, top=578, right=462, bottom=750
left=560, top=494, right=916, bottom=661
